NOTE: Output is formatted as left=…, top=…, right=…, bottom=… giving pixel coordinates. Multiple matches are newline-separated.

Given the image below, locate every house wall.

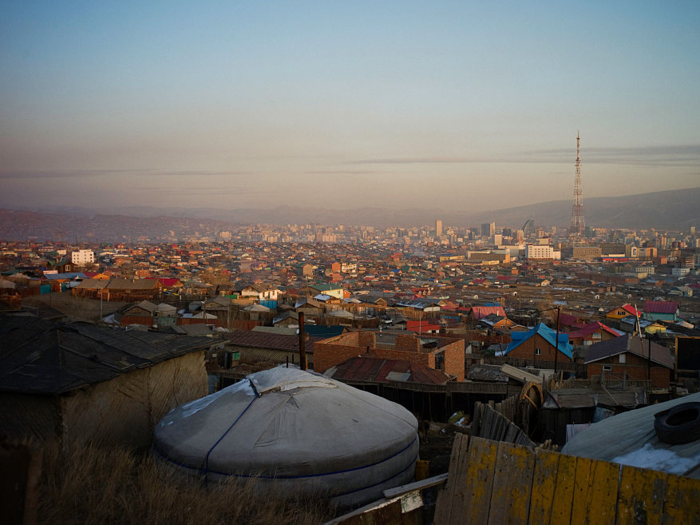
left=121, top=315, right=154, bottom=327
left=507, top=334, right=570, bottom=363
left=234, top=346, right=314, bottom=367
left=572, top=330, right=619, bottom=346
left=442, top=340, right=466, bottom=381
left=643, top=312, right=677, bottom=322
left=606, top=308, right=630, bottom=320
left=0, top=393, right=61, bottom=442
left=61, top=351, right=207, bottom=448
left=313, top=333, right=465, bottom=380
left=587, top=352, right=671, bottom=388
left=312, top=333, right=370, bottom=373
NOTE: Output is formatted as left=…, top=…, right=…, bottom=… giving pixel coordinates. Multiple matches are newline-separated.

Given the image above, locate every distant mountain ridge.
left=0, top=187, right=698, bottom=241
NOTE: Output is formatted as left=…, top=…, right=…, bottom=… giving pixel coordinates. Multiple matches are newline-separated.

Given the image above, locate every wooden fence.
left=485, top=355, right=587, bottom=376
left=470, top=399, right=535, bottom=449
left=435, top=434, right=700, bottom=525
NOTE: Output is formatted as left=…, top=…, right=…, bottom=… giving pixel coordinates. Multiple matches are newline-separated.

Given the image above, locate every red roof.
left=559, top=313, right=580, bottom=327
left=644, top=301, right=679, bottom=314
left=406, top=320, right=441, bottom=333
left=620, top=304, right=641, bottom=316
left=470, top=306, right=506, bottom=320
left=568, top=322, right=622, bottom=340
left=145, top=277, right=181, bottom=287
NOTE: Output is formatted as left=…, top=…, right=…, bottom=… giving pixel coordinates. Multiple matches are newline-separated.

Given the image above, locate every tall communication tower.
left=569, top=131, right=585, bottom=236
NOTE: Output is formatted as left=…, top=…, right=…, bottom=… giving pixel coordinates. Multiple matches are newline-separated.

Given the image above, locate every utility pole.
left=298, top=312, right=307, bottom=371
left=554, top=306, right=561, bottom=374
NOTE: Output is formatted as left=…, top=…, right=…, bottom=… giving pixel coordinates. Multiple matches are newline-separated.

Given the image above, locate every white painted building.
left=71, top=249, right=95, bottom=266
left=525, top=244, right=561, bottom=260
left=672, top=267, right=690, bottom=277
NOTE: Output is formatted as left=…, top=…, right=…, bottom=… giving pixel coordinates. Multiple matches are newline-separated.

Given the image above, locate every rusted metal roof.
left=225, top=330, right=322, bottom=354
left=328, top=355, right=453, bottom=385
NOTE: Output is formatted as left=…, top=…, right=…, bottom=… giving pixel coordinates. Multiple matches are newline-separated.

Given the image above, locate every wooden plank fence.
left=471, top=399, right=535, bottom=448
left=435, top=434, right=700, bottom=525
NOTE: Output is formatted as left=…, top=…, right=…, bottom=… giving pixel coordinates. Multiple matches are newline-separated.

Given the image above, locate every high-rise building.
left=435, top=219, right=443, bottom=237
left=481, top=222, right=495, bottom=237
left=569, top=132, right=585, bottom=236
left=522, top=219, right=536, bottom=237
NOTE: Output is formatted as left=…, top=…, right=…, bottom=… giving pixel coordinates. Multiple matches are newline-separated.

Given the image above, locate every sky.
left=1, top=1, right=699, bottom=214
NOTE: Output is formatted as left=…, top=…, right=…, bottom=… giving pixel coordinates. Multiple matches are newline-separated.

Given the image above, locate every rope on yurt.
left=203, top=378, right=260, bottom=487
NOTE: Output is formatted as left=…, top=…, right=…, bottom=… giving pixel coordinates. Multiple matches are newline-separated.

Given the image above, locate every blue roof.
left=505, top=323, right=573, bottom=359
left=44, top=272, right=87, bottom=280
left=304, top=325, right=345, bottom=338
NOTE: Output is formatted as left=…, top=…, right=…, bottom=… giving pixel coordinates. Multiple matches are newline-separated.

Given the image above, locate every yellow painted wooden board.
left=570, top=456, right=619, bottom=525
left=487, top=441, right=536, bottom=525
left=617, top=465, right=668, bottom=525
left=529, top=449, right=561, bottom=525
left=550, top=453, right=577, bottom=525
left=663, top=474, right=700, bottom=525
left=460, top=437, right=498, bottom=525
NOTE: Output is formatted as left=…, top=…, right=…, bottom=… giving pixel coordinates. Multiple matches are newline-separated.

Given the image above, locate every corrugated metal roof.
left=0, top=316, right=213, bottom=395
left=506, top=323, right=573, bottom=359
left=644, top=301, right=679, bottom=314
left=225, top=330, right=321, bottom=353
left=584, top=334, right=674, bottom=369
left=328, top=356, right=452, bottom=385
left=470, top=306, right=506, bottom=320
left=568, top=322, right=623, bottom=339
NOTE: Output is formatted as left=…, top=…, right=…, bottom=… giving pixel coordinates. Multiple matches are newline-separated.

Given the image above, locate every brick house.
left=584, top=334, right=674, bottom=388
left=223, top=330, right=324, bottom=368
left=503, top=323, right=573, bottom=363
left=313, top=331, right=465, bottom=381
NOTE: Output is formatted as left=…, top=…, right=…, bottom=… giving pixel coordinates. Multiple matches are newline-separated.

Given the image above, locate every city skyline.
left=2, top=1, right=699, bottom=213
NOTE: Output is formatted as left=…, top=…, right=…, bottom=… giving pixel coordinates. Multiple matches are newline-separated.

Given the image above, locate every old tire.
left=654, top=402, right=700, bottom=445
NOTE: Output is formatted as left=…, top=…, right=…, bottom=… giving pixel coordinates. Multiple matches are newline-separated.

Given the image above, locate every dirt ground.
left=419, top=426, right=463, bottom=476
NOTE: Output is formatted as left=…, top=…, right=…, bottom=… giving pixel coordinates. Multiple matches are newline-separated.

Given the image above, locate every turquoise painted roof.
left=505, top=323, right=573, bottom=359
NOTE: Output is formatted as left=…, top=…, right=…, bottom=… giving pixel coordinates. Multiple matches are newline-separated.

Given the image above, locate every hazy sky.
left=2, top=1, right=699, bottom=213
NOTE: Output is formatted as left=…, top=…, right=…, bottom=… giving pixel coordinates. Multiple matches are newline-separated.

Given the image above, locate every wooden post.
left=298, top=312, right=307, bottom=371
left=555, top=306, right=561, bottom=372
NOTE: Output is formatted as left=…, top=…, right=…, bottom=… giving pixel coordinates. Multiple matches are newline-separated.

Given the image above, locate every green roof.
left=310, top=283, right=341, bottom=292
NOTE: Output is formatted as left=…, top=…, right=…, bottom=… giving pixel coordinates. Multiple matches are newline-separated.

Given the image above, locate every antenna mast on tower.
left=569, top=131, right=585, bottom=236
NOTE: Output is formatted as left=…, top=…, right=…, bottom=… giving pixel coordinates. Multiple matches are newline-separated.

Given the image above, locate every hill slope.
left=0, top=187, right=697, bottom=241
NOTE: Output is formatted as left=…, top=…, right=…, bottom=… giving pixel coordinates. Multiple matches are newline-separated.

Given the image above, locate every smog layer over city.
left=1, top=2, right=700, bottom=524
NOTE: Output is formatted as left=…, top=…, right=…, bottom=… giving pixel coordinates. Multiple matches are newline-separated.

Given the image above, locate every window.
left=603, top=365, right=612, bottom=371
left=535, top=348, right=542, bottom=356
left=619, top=354, right=626, bottom=364
left=435, top=353, right=445, bottom=371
